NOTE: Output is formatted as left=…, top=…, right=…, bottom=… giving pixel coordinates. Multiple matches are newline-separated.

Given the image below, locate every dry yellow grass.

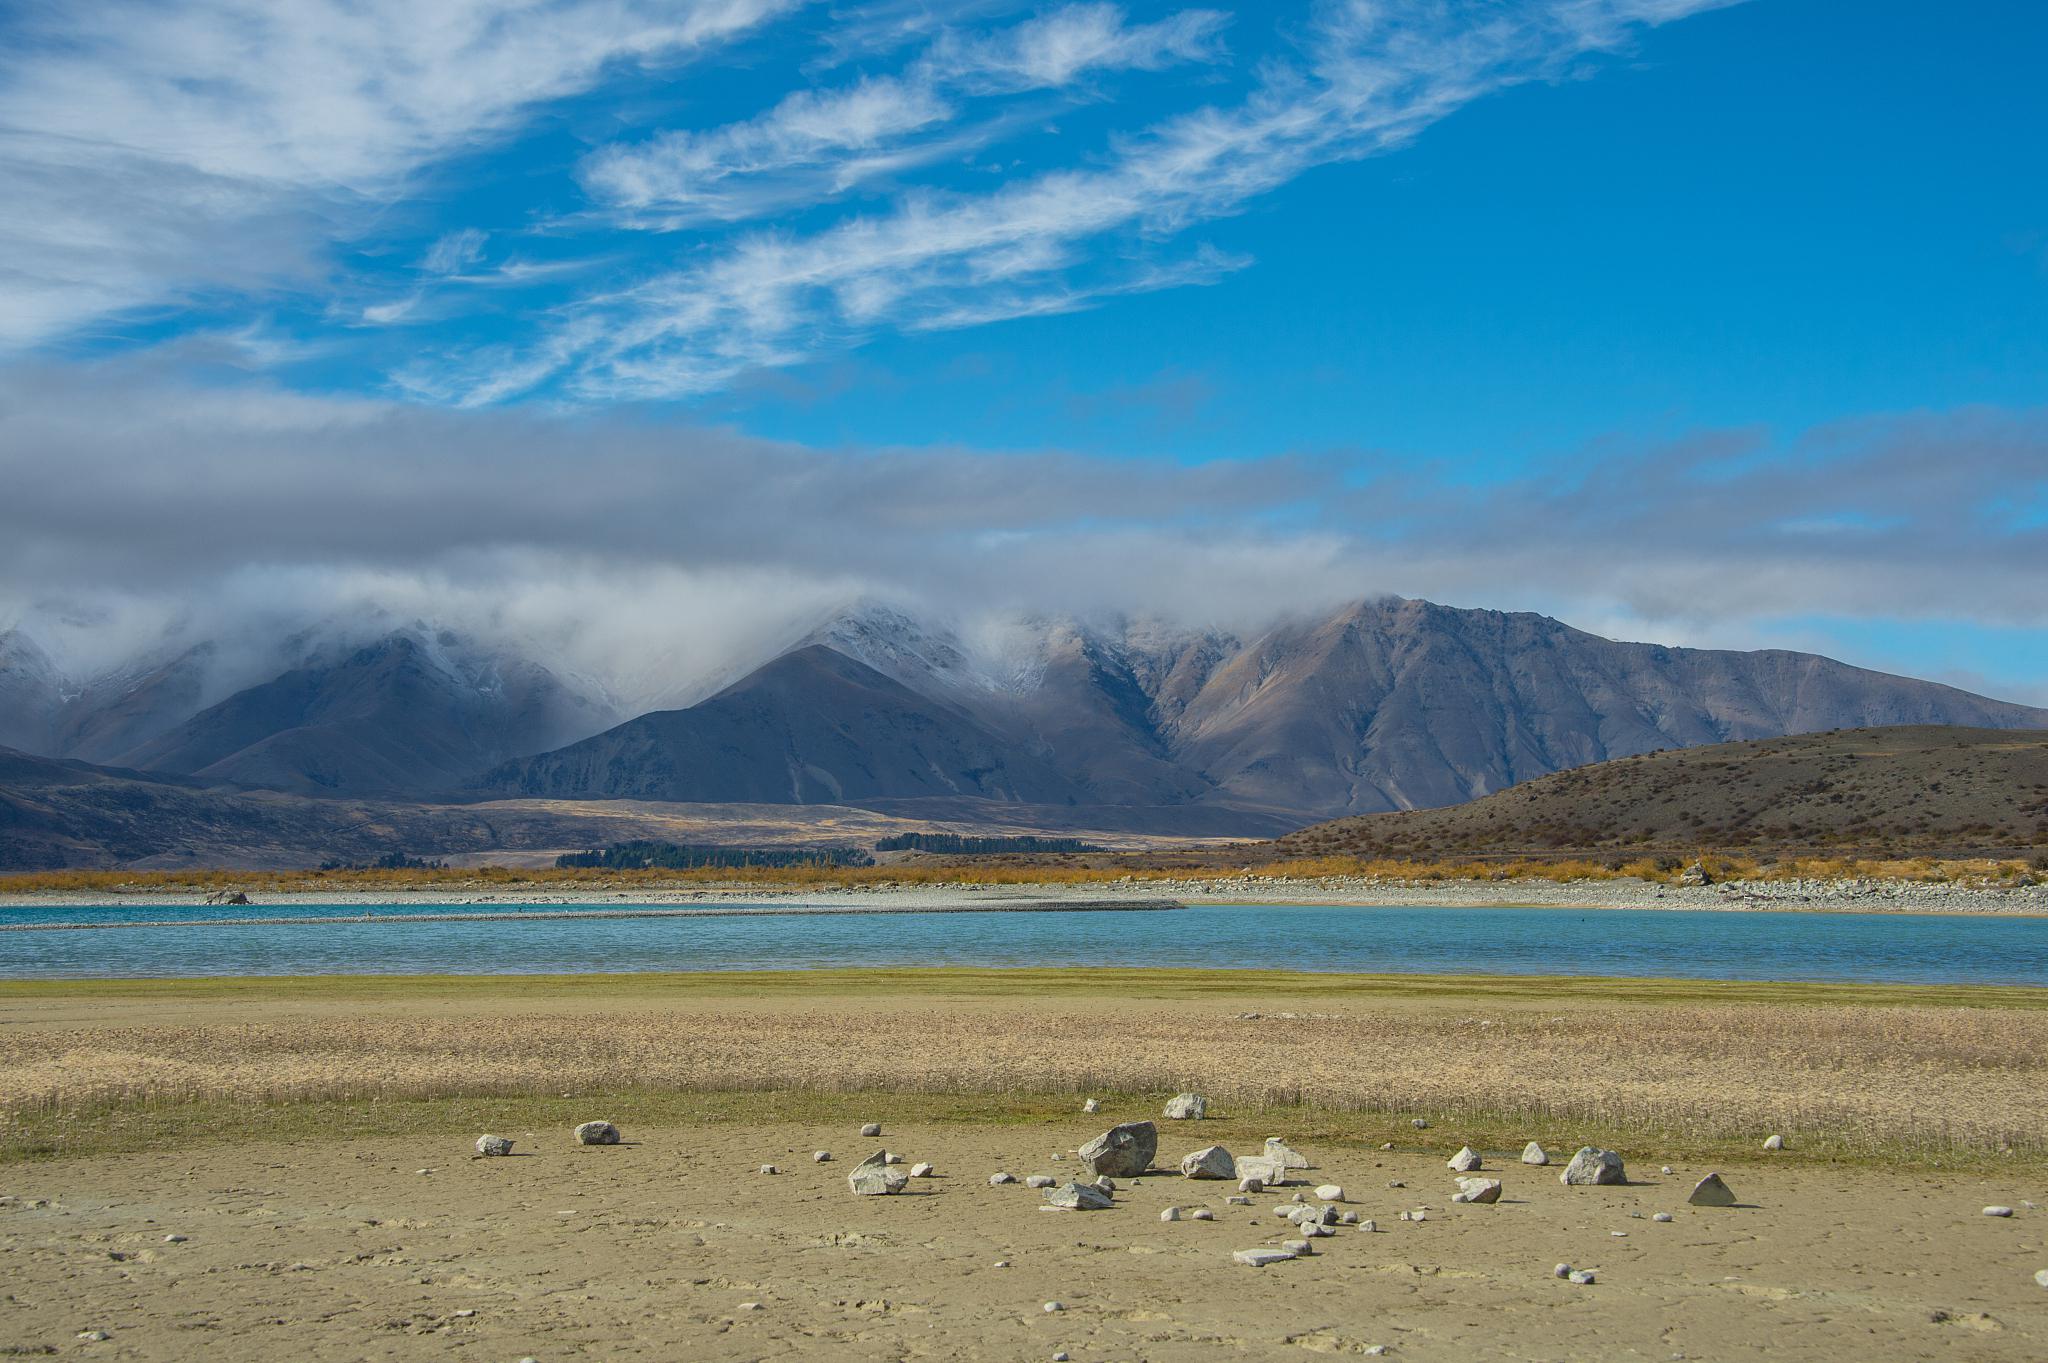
left=5, top=973, right=2043, bottom=1164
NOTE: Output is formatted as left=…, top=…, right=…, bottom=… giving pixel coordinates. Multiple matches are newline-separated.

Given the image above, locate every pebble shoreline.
left=1, top=875, right=2043, bottom=915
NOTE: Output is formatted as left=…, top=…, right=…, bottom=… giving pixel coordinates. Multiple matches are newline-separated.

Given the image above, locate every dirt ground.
left=3, top=1113, right=2045, bottom=1362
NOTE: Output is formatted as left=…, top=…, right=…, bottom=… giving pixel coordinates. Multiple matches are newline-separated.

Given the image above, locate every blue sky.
left=2, top=0, right=2045, bottom=701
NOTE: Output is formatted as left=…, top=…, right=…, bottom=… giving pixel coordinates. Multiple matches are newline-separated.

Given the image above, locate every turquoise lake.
left=2, top=902, right=2045, bottom=984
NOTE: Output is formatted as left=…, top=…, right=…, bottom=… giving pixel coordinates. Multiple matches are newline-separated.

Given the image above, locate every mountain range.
left=10, top=596, right=2035, bottom=836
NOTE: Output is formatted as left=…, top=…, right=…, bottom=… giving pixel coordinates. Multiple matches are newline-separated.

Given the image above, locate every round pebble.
left=738, top=1302, right=762, bottom=1312
left=813, top=1151, right=831, bottom=1163
left=1653, top=1212, right=1674, bottom=1223
left=1191, top=1208, right=1215, bottom=1221
left=2034, top=1269, right=2048, bottom=1289
left=860, top=1123, right=882, bottom=1137
left=1553, top=1263, right=1572, bottom=1279
left=1160, top=1206, right=1182, bottom=1222
left=77, top=1332, right=110, bottom=1343
left=1984, top=1206, right=2015, bottom=1217
left=1043, top=1301, right=1064, bottom=1313
left=163, top=1234, right=188, bottom=1243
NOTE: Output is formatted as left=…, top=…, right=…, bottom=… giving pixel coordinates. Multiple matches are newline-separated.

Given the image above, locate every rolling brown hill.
left=1271, top=726, right=2048, bottom=859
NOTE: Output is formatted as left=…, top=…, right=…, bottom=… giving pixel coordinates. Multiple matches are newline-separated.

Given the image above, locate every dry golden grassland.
left=4, top=970, right=2043, bottom=1170
left=3, top=850, right=2045, bottom=896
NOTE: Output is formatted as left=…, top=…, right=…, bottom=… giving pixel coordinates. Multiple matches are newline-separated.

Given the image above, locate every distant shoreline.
left=2, top=876, right=2044, bottom=916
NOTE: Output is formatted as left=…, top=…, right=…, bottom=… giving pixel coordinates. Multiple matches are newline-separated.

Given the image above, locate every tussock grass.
left=5, top=971, right=2043, bottom=1168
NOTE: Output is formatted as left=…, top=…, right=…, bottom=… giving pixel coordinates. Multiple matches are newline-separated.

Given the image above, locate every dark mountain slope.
left=1169, top=599, right=2048, bottom=817
left=1272, top=725, right=2048, bottom=857
left=118, top=633, right=609, bottom=796
left=473, top=645, right=1089, bottom=806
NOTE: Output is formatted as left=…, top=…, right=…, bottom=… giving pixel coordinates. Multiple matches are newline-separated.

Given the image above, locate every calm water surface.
left=2, top=902, right=2045, bottom=984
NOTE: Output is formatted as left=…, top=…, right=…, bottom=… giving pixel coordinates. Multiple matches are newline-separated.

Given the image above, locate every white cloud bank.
left=2, top=363, right=2042, bottom=705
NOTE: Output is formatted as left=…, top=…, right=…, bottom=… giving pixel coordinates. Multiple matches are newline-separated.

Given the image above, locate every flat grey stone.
left=1180, top=1145, right=1236, bottom=1179
left=849, top=1152, right=907, bottom=1196
left=1043, top=1181, right=1113, bottom=1211
left=1687, top=1173, right=1737, bottom=1207
left=1078, top=1121, right=1157, bottom=1178
left=1984, top=1206, right=2015, bottom=1217
left=1234, top=1248, right=1297, bottom=1267
left=1025, top=1175, right=1056, bottom=1189
left=1568, top=1269, right=1597, bottom=1285
left=1314, top=1184, right=1345, bottom=1201
left=1263, top=1137, right=1309, bottom=1170
left=1455, top=1177, right=1502, bottom=1204
left=1560, top=1147, right=1626, bottom=1186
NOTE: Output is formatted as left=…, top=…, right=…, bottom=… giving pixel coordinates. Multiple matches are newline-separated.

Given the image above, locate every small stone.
left=452, top=1309, right=476, bottom=1318
left=1180, top=1145, right=1236, bottom=1179
left=1448, top=1146, right=1482, bottom=1172
left=1226, top=1194, right=1251, bottom=1205
left=759, top=1164, right=779, bottom=1175
left=572, top=1120, right=620, bottom=1146
left=1043, top=1301, right=1064, bottom=1313
left=1025, top=1175, right=1056, bottom=1189
left=994, top=1260, right=1010, bottom=1268
left=1412, top=1118, right=1430, bottom=1129
left=1301, top=1221, right=1333, bottom=1238
left=1314, top=1184, right=1345, bottom=1201
left=163, top=1234, right=188, bottom=1243
left=2035, top=1269, right=2048, bottom=1289
left=1078, top=1121, right=1157, bottom=1178
left=1521, top=1142, right=1549, bottom=1166
left=1161, top=1206, right=1182, bottom=1222
left=1762, top=1134, right=1784, bottom=1151
left=1044, top=1181, right=1114, bottom=1211
left=1568, top=1269, right=1597, bottom=1285
left=1687, top=1173, right=1737, bottom=1207
left=1237, top=1175, right=1266, bottom=1194
left=1281, top=1238, right=1313, bottom=1256
left=990, top=1172, right=1018, bottom=1185
left=1055, top=1353, right=1071, bottom=1362
left=738, top=1302, right=762, bottom=1312
left=1339, top=1210, right=1359, bottom=1225
left=1984, top=1206, right=2015, bottom=1217
left=1082, top=1098, right=1100, bottom=1114
left=911, top=1163, right=935, bottom=1178
left=1455, top=1177, right=1502, bottom=1204
left=849, top=1152, right=908, bottom=1196
left=475, top=1135, right=513, bottom=1157
left=1165, top=1092, right=1208, bottom=1120
left=883, top=1152, right=904, bottom=1165
left=1234, top=1248, right=1297, bottom=1266
left=77, top=1332, right=110, bottom=1343
left=1360, top=1219, right=1376, bottom=1232
left=1661, top=1165, right=1675, bottom=1176
left=1365, top=1348, right=1389, bottom=1357
left=1410, top=1209, right=1427, bottom=1223
left=813, top=1151, right=832, bottom=1163
left=1653, top=1212, right=1673, bottom=1223
left=1191, top=1208, right=1215, bottom=1221
left=1559, top=1147, right=1626, bottom=1186
left=1553, top=1263, right=1572, bottom=1279
left=1388, top=1180, right=1405, bottom=1189
left=1094, top=1176, right=1117, bottom=1194
left=860, top=1123, right=882, bottom=1137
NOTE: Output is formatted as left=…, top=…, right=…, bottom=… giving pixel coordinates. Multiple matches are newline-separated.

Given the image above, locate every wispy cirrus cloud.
left=0, top=0, right=804, bottom=348
left=578, top=4, right=1230, bottom=227
left=436, top=0, right=1742, bottom=403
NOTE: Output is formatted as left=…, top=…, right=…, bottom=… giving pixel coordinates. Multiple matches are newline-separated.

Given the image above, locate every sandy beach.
left=5, top=1111, right=2046, bottom=1362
